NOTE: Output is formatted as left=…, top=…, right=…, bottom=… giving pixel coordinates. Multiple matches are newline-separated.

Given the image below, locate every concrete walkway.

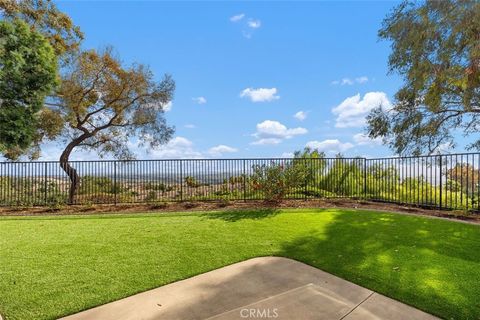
left=62, top=257, right=438, bottom=320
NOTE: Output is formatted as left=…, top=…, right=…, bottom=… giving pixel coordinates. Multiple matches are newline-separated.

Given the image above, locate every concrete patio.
left=62, top=257, right=438, bottom=320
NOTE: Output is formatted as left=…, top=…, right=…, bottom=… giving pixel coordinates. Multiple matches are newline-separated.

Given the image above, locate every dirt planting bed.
left=0, top=198, right=478, bottom=224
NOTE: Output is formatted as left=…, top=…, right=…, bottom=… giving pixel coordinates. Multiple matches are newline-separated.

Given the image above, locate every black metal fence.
left=1, top=153, right=480, bottom=211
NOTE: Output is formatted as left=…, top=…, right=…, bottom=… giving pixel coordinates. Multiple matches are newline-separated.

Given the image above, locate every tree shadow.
left=277, top=211, right=480, bottom=320
left=202, top=208, right=281, bottom=222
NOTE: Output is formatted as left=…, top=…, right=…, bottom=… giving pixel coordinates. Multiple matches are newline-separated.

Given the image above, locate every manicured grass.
left=0, top=209, right=479, bottom=320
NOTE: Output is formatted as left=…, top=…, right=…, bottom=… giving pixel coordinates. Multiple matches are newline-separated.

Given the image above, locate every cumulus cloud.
left=247, top=19, right=261, bottom=29
left=331, top=76, right=369, bottom=86
left=162, top=101, right=173, bottom=112
left=192, top=96, right=207, bottom=104
left=306, top=139, right=354, bottom=154
left=280, top=152, right=294, bottom=158
left=148, top=137, right=202, bottom=159
left=240, top=87, right=279, bottom=102
left=230, top=13, right=245, bottom=22
left=332, top=91, right=391, bottom=128
left=353, top=133, right=382, bottom=146
left=208, top=145, right=238, bottom=157
left=251, top=120, right=307, bottom=145
left=433, top=142, right=453, bottom=154
left=294, top=111, right=307, bottom=121
left=251, top=138, right=283, bottom=146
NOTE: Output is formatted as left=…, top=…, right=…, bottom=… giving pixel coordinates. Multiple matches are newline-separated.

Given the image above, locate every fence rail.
left=1, top=153, right=480, bottom=211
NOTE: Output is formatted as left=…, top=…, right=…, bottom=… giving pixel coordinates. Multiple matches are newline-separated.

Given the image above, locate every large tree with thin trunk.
left=40, top=48, right=175, bottom=203
left=366, top=0, right=480, bottom=155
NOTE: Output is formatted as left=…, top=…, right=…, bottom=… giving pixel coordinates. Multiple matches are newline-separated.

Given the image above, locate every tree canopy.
left=0, top=18, right=57, bottom=154
left=39, top=48, right=175, bottom=202
left=366, top=0, right=480, bottom=155
left=0, top=0, right=83, bottom=58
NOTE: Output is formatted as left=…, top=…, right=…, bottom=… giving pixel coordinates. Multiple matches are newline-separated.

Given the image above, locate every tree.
left=0, top=19, right=57, bottom=153
left=38, top=48, right=175, bottom=203
left=0, top=0, right=83, bottom=58
left=291, top=147, right=326, bottom=187
left=446, top=163, right=480, bottom=195
left=366, top=0, right=480, bottom=155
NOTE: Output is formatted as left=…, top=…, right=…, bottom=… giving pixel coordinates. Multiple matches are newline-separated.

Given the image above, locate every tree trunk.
left=59, top=134, right=90, bottom=204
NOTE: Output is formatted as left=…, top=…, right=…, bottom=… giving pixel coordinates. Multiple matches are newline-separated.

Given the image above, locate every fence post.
left=363, top=158, right=367, bottom=199
left=44, top=162, right=48, bottom=205
left=439, top=155, right=443, bottom=210
left=304, top=158, right=308, bottom=200
left=113, top=161, right=117, bottom=205
left=243, top=159, right=247, bottom=202
left=179, top=160, right=183, bottom=201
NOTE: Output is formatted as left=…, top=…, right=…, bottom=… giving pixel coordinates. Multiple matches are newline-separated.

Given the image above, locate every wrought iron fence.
left=1, top=153, right=479, bottom=211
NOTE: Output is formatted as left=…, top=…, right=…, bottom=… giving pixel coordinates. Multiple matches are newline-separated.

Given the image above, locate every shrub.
left=145, top=182, right=172, bottom=192
left=184, top=176, right=199, bottom=188
left=145, top=190, right=158, bottom=202
left=250, top=162, right=303, bottom=202
left=78, top=176, right=117, bottom=194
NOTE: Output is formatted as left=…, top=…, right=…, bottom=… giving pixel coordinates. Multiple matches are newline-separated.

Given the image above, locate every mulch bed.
left=0, top=198, right=478, bottom=223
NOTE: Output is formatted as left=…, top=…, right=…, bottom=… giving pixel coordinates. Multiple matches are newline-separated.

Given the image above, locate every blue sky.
left=44, top=1, right=409, bottom=160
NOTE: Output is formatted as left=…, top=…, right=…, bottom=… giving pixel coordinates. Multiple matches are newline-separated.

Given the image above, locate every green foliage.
left=0, top=0, right=83, bottom=57
left=367, top=0, right=480, bottom=155
left=184, top=176, right=199, bottom=188
left=78, top=176, right=120, bottom=195
left=145, top=190, right=158, bottom=203
left=0, top=19, right=57, bottom=154
left=145, top=182, right=171, bottom=192
left=228, top=175, right=245, bottom=184
left=319, top=157, right=364, bottom=197
left=250, top=162, right=304, bottom=201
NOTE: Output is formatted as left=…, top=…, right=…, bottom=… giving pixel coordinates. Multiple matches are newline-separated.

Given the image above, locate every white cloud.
left=149, top=137, right=202, bottom=159
left=306, top=139, right=354, bottom=154
left=208, top=145, right=238, bottom=156
left=230, top=13, right=245, bottom=22
left=331, top=76, right=369, bottom=86
left=192, top=96, right=207, bottom=104
left=251, top=138, right=283, bottom=146
left=146, top=101, right=172, bottom=112
left=353, top=133, right=382, bottom=146
left=162, top=101, right=173, bottom=112
left=280, top=152, right=294, bottom=158
left=332, top=91, right=391, bottom=128
left=251, top=120, right=307, bottom=145
left=184, top=124, right=196, bottom=129
left=240, top=87, right=279, bottom=102
left=294, top=111, right=307, bottom=121
left=247, top=19, right=261, bottom=29
left=433, top=142, right=453, bottom=154
left=355, top=76, right=368, bottom=84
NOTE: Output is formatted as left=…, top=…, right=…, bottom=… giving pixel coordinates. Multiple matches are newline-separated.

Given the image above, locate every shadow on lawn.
left=277, top=211, right=480, bottom=320
left=139, top=211, right=479, bottom=320
left=202, top=208, right=280, bottom=222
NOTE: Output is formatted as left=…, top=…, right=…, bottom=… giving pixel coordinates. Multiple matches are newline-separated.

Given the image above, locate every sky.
left=41, top=1, right=410, bottom=160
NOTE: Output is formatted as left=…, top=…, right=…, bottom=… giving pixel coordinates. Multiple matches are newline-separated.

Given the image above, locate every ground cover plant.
left=0, top=208, right=479, bottom=320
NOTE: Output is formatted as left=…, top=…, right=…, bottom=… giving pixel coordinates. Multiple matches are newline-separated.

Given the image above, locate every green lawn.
left=0, top=209, right=479, bottom=320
